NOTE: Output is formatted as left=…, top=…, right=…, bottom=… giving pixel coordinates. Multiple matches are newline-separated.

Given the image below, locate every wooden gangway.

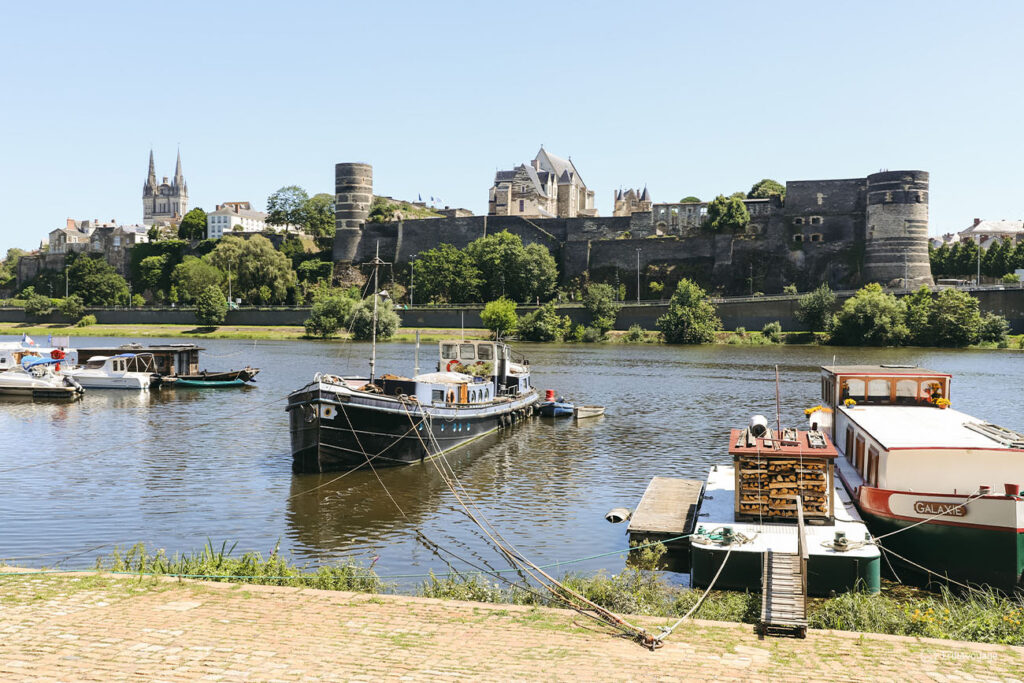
left=759, top=496, right=809, bottom=637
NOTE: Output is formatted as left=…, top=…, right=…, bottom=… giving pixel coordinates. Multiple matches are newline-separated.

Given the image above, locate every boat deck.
left=628, top=477, right=705, bottom=539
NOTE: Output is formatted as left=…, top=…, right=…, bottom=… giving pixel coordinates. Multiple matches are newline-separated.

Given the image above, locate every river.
left=1, top=337, right=1021, bottom=585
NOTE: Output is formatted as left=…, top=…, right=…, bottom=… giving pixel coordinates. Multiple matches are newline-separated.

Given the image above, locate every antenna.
left=775, top=365, right=781, bottom=436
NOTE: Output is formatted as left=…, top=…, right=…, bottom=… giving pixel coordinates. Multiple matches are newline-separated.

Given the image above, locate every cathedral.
left=142, top=150, right=188, bottom=225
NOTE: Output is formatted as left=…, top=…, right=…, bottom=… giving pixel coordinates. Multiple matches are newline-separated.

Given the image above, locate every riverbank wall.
left=2, top=288, right=1022, bottom=332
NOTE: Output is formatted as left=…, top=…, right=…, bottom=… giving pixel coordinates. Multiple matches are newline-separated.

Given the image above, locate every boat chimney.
left=545, top=389, right=555, bottom=402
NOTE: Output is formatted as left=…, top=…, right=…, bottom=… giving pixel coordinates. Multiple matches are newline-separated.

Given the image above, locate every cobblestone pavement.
left=1, top=571, right=1023, bottom=682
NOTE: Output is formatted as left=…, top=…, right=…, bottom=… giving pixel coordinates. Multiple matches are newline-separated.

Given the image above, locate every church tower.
left=142, top=150, right=189, bottom=225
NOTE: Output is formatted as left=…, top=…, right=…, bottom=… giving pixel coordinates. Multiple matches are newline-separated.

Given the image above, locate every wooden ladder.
left=759, top=497, right=809, bottom=638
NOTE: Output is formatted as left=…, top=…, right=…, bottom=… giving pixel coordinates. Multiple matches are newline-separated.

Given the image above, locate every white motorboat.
left=0, top=341, right=77, bottom=372
left=0, top=357, right=84, bottom=399
left=66, top=353, right=159, bottom=390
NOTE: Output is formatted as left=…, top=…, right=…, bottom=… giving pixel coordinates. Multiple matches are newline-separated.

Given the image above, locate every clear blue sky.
left=2, top=0, right=1021, bottom=252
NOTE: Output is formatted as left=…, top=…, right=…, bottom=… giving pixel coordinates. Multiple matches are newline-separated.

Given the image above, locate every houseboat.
left=287, top=339, right=540, bottom=472
left=814, top=365, right=1024, bottom=591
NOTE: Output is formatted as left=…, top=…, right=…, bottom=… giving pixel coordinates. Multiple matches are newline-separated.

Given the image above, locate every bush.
left=58, top=294, right=85, bottom=320
left=622, top=324, right=646, bottom=343
left=581, top=326, right=604, bottom=343
left=928, top=288, right=982, bottom=347
left=76, top=314, right=97, bottom=327
left=195, top=285, right=229, bottom=326
left=1001, top=273, right=1020, bottom=284
left=783, top=284, right=798, bottom=294
left=564, top=323, right=584, bottom=342
left=656, top=278, right=721, bottom=344
left=24, top=291, right=54, bottom=318
left=304, top=293, right=358, bottom=338
left=796, top=284, right=836, bottom=332
left=350, top=297, right=401, bottom=341
left=979, top=312, right=1010, bottom=344
left=131, top=294, right=146, bottom=308
left=517, top=303, right=570, bottom=342
left=582, top=283, right=619, bottom=334
left=829, top=283, right=909, bottom=346
left=480, top=298, right=518, bottom=338
left=761, top=321, right=782, bottom=343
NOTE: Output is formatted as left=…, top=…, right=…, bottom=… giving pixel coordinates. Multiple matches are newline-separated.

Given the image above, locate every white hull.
left=69, top=373, right=150, bottom=390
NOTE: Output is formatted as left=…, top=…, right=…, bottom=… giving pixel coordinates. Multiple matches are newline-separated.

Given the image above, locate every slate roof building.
left=488, top=147, right=596, bottom=218
left=957, top=218, right=1024, bottom=248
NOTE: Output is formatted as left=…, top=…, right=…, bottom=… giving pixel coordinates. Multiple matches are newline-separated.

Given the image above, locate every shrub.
left=517, top=303, right=570, bottom=342
left=1001, top=273, right=1020, bottom=284
left=350, top=297, right=401, bottom=341
left=783, top=284, right=798, bottom=294
left=622, top=324, right=646, bottom=343
left=829, top=283, right=909, bottom=346
left=928, top=288, right=982, bottom=347
left=979, top=312, right=1010, bottom=344
left=131, top=294, right=146, bottom=308
left=76, top=314, right=97, bottom=327
left=582, top=283, right=619, bottom=334
left=195, top=285, right=229, bottom=326
left=480, top=298, right=518, bottom=338
left=304, top=293, right=358, bottom=338
left=656, top=278, right=721, bottom=344
left=581, top=326, right=604, bottom=343
left=796, top=284, right=836, bottom=332
left=58, top=294, right=85, bottom=320
left=24, top=291, right=54, bottom=318
left=564, top=323, right=584, bottom=342
left=761, top=321, right=782, bottom=343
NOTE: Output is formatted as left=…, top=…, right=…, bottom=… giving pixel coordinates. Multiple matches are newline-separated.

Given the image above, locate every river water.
left=1, top=337, right=1021, bottom=585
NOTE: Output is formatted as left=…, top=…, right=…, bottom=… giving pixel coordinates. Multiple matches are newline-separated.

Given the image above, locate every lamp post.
left=976, top=240, right=981, bottom=286
left=410, top=256, right=416, bottom=307
left=636, top=248, right=641, bottom=303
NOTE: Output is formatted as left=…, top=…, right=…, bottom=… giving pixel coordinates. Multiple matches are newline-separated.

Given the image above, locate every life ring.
left=50, top=349, right=65, bottom=360
left=446, top=360, right=459, bottom=372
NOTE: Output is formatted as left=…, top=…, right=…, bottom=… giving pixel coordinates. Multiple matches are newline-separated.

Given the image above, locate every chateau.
left=143, top=150, right=188, bottom=225
left=336, top=157, right=934, bottom=296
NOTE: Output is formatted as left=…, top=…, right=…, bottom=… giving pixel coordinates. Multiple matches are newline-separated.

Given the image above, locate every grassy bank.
left=5, top=542, right=1014, bottom=646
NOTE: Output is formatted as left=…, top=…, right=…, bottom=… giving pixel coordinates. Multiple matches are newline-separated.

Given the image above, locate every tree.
left=195, top=285, right=228, bottom=326
left=928, top=288, right=982, bottom=347
left=517, top=303, right=570, bottom=342
left=903, top=286, right=934, bottom=345
left=679, top=196, right=701, bottom=203
left=24, top=291, right=53, bottom=318
left=138, top=254, right=170, bottom=297
left=413, top=243, right=481, bottom=303
left=266, top=186, right=309, bottom=228
left=480, top=298, right=518, bottom=338
left=304, top=291, right=358, bottom=338
left=349, top=297, right=401, bottom=341
left=979, top=312, right=1010, bottom=344
left=829, top=283, right=909, bottom=346
left=704, top=195, right=750, bottom=233
left=582, top=283, right=618, bottom=334
left=206, top=235, right=297, bottom=304
left=795, top=284, right=836, bottom=332
left=509, top=242, right=558, bottom=302
left=302, top=193, right=335, bottom=238
left=983, top=238, right=1012, bottom=278
left=930, top=243, right=950, bottom=276
left=656, top=278, right=721, bottom=344
left=171, top=256, right=225, bottom=304
left=466, top=231, right=523, bottom=301
left=66, top=254, right=129, bottom=305
left=58, top=294, right=85, bottom=320
left=748, top=179, right=786, bottom=200
left=177, top=207, right=208, bottom=241
left=296, top=259, right=334, bottom=284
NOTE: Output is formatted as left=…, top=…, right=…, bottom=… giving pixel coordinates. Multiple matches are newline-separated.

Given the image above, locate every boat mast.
left=370, top=241, right=381, bottom=383
left=414, top=329, right=420, bottom=377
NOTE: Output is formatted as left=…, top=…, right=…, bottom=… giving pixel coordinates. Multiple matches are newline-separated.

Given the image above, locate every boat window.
left=895, top=379, right=917, bottom=404
left=432, top=389, right=444, bottom=403
left=865, top=379, right=891, bottom=403
left=459, top=344, right=475, bottom=360
left=845, top=427, right=854, bottom=462
left=470, top=391, right=476, bottom=402
left=921, top=379, right=944, bottom=401
left=842, top=378, right=865, bottom=400
left=478, top=345, right=493, bottom=361
left=855, top=437, right=865, bottom=473
left=441, top=344, right=457, bottom=360
left=867, top=447, right=879, bottom=485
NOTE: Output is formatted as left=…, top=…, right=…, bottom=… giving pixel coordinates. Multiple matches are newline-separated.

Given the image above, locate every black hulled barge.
left=287, top=340, right=539, bottom=472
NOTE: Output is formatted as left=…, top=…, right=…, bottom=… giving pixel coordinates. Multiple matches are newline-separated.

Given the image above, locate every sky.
left=1, top=0, right=1022, bottom=252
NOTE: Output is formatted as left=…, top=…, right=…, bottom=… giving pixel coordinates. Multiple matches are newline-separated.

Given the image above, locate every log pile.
left=736, top=456, right=831, bottom=520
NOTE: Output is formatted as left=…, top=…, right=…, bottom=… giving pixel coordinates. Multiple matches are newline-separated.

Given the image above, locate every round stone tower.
left=862, top=170, right=933, bottom=287
left=332, top=162, right=373, bottom=264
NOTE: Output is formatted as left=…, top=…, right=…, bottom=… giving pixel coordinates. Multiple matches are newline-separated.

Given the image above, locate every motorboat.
left=65, top=353, right=160, bottom=390
left=0, top=357, right=84, bottom=399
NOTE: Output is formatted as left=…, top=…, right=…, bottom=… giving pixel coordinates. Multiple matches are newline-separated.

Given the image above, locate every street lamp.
left=410, top=256, right=416, bottom=307
left=636, top=248, right=641, bottom=303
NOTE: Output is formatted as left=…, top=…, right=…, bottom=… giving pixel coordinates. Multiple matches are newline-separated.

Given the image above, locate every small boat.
left=174, top=367, right=260, bottom=387
left=538, top=390, right=573, bottom=417
left=0, top=357, right=84, bottom=399
left=65, top=353, right=160, bottom=390
left=573, top=405, right=605, bottom=419
left=0, top=340, right=78, bottom=372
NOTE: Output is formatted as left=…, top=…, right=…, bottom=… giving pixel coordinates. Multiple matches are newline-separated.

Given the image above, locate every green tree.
left=58, top=294, right=85, bottom=320
left=510, top=242, right=558, bottom=302
left=517, top=303, right=570, bottom=342
left=138, top=254, right=170, bottom=297
left=979, top=312, right=1010, bottom=344
left=413, top=244, right=481, bottom=303
left=705, top=195, right=750, bottom=233
left=304, top=291, right=359, bottom=338
left=795, top=284, right=837, bottom=332
left=266, top=185, right=310, bottom=228
left=302, top=193, right=335, bottom=238
left=465, top=231, right=521, bottom=300
left=195, top=285, right=228, bottom=326
left=177, top=207, right=208, bottom=241
left=171, top=256, right=225, bottom=304
left=983, top=239, right=1012, bottom=278
left=24, top=291, right=53, bottom=317
left=829, top=283, right=909, bottom=346
left=679, top=196, right=701, bottom=203
left=349, top=297, right=401, bottom=341
left=296, top=259, right=333, bottom=284
left=67, top=254, right=129, bottom=305
left=206, top=235, right=297, bottom=304
left=656, top=278, right=721, bottom=344
left=747, top=179, right=786, bottom=200
left=954, top=240, right=980, bottom=278
left=928, top=288, right=982, bottom=347
left=930, top=243, right=949, bottom=276
left=480, top=298, right=518, bottom=338
left=582, top=283, right=618, bottom=334
left=903, top=286, right=934, bottom=345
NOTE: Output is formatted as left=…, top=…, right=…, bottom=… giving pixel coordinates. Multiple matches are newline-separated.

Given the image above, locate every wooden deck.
left=628, top=477, right=704, bottom=539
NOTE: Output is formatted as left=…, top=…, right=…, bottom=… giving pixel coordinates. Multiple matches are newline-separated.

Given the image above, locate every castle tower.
left=332, top=162, right=373, bottom=263
left=862, top=171, right=932, bottom=287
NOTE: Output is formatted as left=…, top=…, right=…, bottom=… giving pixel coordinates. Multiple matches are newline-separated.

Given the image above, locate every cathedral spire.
left=174, top=149, right=184, bottom=188
left=146, top=149, right=157, bottom=188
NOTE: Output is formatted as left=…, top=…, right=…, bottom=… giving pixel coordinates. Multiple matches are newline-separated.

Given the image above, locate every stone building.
left=488, top=148, right=596, bottom=218
left=19, top=218, right=147, bottom=284
left=143, top=150, right=188, bottom=225
left=612, top=187, right=652, bottom=216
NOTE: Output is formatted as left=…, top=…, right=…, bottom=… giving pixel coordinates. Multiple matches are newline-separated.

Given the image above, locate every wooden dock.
left=628, top=477, right=704, bottom=567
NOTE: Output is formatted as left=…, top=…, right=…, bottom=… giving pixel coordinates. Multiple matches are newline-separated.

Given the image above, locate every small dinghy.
left=175, top=367, right=259, bottom=387
left=573, top=405, right=605, bottom=419
left=538, top=390, right=574, bottom=418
